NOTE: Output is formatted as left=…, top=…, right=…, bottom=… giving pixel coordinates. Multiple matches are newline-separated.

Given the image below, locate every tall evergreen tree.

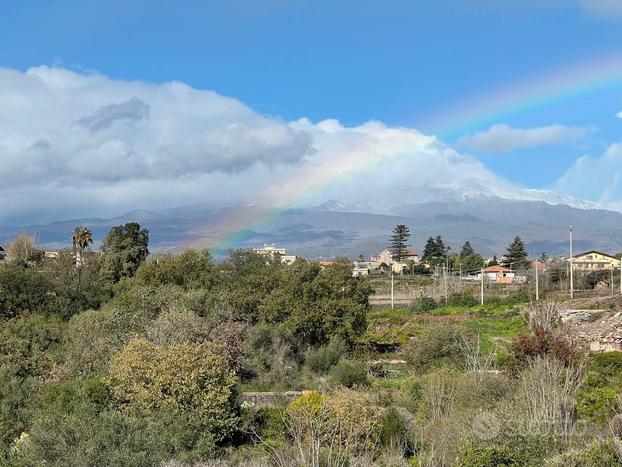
left=460, top=241, right=474, bottom=257
left=101, top=222, right=150, bottom=282
left=390, top=224, right=410, bottom=262
left=422, top=235, right=447, bottom=266
left=503, top=236, right=529, bottom=270
left=422, top=236, right=436, bottom=262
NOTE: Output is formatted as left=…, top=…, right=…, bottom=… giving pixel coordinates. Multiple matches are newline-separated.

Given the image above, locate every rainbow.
left=202, top=52, right=622, bottom=250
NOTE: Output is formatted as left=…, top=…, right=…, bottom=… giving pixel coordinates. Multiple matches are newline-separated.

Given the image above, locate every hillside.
left=3, top=196, right=622, bottom=258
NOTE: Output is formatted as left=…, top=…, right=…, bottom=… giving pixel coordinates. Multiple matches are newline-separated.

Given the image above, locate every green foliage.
left=402, top=323, right=466, bottom=373
left=43, top=249, right=112, bottom=319
left=409, top=296, right=438, bottom=312
left=546, top=439, right=622, bottom=467
left=458, top=438, right=548, bottom=467
left=0, top=264, right=56, bottom=318
left=503, top=236, right=530, bottom=270
left=422, top=235, right=447, bottom=266
left=305, top=339, right=347, bottom=374
left=260, top=259, right=371, bottom=346
left=134, top=250, right=216, bottom=290
left=101, top=222, right=150, bottom=282
left=108, top=338, right=239, bottom=443
left=390, top=224, right=411, bottom=262
left=576, top=387, right=618, bottom=421
left=447, top=292, right=478, bottom=307
left=460, top=252, right=484, bottom=273
left=330, top=359, right=369, bottom=387
left=460, top=241, right=474, bottom=257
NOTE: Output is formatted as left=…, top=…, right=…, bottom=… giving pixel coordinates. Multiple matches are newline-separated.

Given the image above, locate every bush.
left=510, top=327, right=577, bottom=368
left=409, top=296, right=438, bottom=313
left=576, top=387, right=618, bottom=422
left=305, top=340, right=347, bottom=374
left=546, top=439, right=621, bottom=466
left=108, top=338, right=239, bottom=443
left=330, top=359, right=369, bottom=387
left=447, top=292, right=478, bottom=307
left=402, top=324, right=466, bottom=373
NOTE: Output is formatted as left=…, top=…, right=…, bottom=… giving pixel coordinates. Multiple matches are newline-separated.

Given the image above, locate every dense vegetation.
left=1, top=226, right=622, bottom=466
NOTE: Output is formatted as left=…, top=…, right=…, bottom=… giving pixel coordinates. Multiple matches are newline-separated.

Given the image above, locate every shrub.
left=108, top=338, right=239, bottom=443
left=576, top=387, right=618, bottom=422
left=409, top=296, right=438, bottom=313
left=330, top=359, right=369, bottom=387
left=546, top=439, right=621, bottom=466
left=402, top=324, right=466, bottom=373
left=510, top=327, right=577, bottom=368
left=447, top=292, right=478, bottom=307
left=305, top=339, right=347, bottom=374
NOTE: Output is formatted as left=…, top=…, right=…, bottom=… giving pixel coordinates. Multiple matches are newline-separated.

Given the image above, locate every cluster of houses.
left=353, top=249, right=421, bottom=276
left=3, top=239, right=621, bottom=286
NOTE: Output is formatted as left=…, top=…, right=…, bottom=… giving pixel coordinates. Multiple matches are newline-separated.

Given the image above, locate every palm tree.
left=72, top=226, right=93, bottom=291
left=72, top=225, right=93, bottom=266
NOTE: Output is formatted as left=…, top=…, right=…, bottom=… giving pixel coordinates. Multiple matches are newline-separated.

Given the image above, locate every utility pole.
left=390, top=268, right=394, bottom=309
left=480, top=267, right=484, bottom=305
left=443, top=265, right=448, bottom=303
left=569, top=226, right=574, bottom=299
left=611, top=268, right=615, bottom=297
left=535, top=260, right=539, bottom=301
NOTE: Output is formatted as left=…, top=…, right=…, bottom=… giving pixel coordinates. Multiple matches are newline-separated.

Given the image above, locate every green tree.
left=389, top=224, right=410, bottom=262
left=503, top=236, right=529, bottom=270
left=0, top=265, right=56, bottom=319
left=108, top=338, right=239, bottom=444
left=461, top=252, right=484, bottom=273
left=101, top=223, right=149, bottom=282
left=72, top=226, right=93, bottom=262
left=488, top=255, right=499, bottom=266
left=422, top=235, right=447, bottom=266
left=460, top=241, right=474, bottom=257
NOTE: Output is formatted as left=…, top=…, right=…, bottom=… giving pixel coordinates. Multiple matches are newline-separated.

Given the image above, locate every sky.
left=1, top=0, right=622, bottom=225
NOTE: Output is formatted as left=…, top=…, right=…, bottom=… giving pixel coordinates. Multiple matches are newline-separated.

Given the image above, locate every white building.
left=254, top=244, right=297, bottom=265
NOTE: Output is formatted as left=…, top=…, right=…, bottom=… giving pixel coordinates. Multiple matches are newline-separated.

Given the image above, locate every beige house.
left=572, top=250, right=621, bottom=271
left=254, top=245, right=297, bottom=265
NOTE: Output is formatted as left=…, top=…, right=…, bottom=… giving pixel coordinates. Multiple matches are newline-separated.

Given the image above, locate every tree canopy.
left=503, top=236, right=530, bottom=270
left=389, top=224, right=410, bottom=262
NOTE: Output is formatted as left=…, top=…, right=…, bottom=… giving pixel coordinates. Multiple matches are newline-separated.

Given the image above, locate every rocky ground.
left=558, top=295, right=622, bottom=351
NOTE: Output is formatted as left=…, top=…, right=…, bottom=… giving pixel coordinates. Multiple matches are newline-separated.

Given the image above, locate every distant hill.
left=2, top=196, right=621, bottom=259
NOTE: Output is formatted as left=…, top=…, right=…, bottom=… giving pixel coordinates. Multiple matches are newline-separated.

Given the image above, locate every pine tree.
left=503, top=236, right=529, bottom=270
left=434, top=235, right=447, bottom=259
left=460, top=241, right=474, bottom=257
left=390, top=224, right=410, bottom=262
left=422, top=235, right=447, bottom=266
left=488, top=255, right=499, bottom=266
left=422, top=236, right=436, bottom=261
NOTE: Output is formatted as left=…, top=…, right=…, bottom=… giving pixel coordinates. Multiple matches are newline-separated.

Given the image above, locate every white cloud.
left=0, top=66, right=596, bottom=226
left=555, top=142, right=622, bottom=210
left=457, top=123, right=589, bottom=154
left=580, top=0, right=622, bottom=19
left=617, top=110, right=622, bottom=118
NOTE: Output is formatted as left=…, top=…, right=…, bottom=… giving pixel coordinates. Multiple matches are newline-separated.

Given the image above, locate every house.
left=466, top=265, right=518, bottom=284
left=370, top=249, right=394, bottom=264
left=572, top=251, right=621, bottom=271
left=254, top=244, right=297, bottom=265
left=402, top=249, right=421, bottom=263
left=319, top=259, right=335, bottom=268
left=352, top=262, right=371, bottom=276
